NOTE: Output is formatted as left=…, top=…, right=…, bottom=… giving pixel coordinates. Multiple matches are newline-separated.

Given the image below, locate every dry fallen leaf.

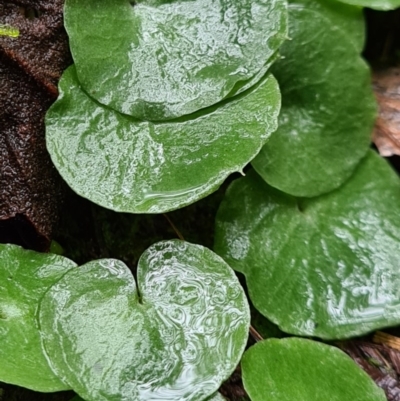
left=0, top=0, right=71, bottom=251
left=373, top=67, right=400, bottom=157
left=340, top=339, right=400, bottom=401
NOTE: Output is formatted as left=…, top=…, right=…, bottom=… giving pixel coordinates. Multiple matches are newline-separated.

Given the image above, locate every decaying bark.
left=0, top=0, right=71, bottom=251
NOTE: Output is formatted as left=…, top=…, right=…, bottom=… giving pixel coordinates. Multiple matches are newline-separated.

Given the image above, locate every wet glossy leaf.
left=215, top=151, right=400, bottom=339
left=46, top=67, right=280, bottom=214
left=0, top=244, right=76, bottom=391
left=64, top=0, right=287, bottom=120
left=293, top=0, right=365, bottom=51
left=336, top=0, right=400, bottom=10
left=252, top=2, right=376, bottom=197
left=242, top=338, right=386, bottom=401
left=69, top=392, right=226, bottom=401
left=39, top=240, right=250, bottom=401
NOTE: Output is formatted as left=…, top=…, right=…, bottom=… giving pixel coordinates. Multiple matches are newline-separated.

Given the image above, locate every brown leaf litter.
left=373, top=67, right=400, bottom=157
left=340, top=332, right=400, bottom=401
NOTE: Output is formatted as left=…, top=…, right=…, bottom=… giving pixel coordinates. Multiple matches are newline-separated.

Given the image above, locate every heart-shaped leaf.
left=242, top=338, right=386, bottom=401
left=335, top=0, right=400, bottom=10
left=251, top=2, right=376, bottom=197
left=215, top=151, right=400, bottom=339
left=0, top=244, right=76, bottom=391
left=39, top=240, right=250, bottom=401
left=46, top=66, right=280, bottom=214
left=64, top=0, right=287, bottom=120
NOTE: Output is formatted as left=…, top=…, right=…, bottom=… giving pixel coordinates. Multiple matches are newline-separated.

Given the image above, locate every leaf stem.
left=249, top=325, right=263, bottom=342
left=163, top=214, right=185, bottom=241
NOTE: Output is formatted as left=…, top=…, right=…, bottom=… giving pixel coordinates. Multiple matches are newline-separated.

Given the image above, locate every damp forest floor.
left=3, top=5, right=400, bottom=401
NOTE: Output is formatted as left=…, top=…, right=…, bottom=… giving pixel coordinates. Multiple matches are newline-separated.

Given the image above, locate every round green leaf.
left=215, top=151, right=400, bottom=339
left=251, top=3, right=376, bottom=197
left=292, top=0, right=365, bottom=51
left=46, top=66, right=280, bottom=214
left=242, top=338, right=386, bottom=401
left=39, top=240, right=250, bottom=401
left=335, top=0, right=400, bottom=10
left=64, top=0, right=288, bottom=121
left=0, top=244, right=76, bottom=392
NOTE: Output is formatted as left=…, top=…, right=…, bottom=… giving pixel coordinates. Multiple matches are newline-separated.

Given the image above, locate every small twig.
left=374, top=331, right=400, bottom=352
left=249, top=325, right=263, bottom=342
left=163, top=214, right=185, bottom=241
left=374, top=348, right=392, bottom=371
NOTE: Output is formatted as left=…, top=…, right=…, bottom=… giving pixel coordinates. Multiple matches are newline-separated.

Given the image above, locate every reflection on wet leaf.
left=46, top=67, right=280, bottom=214
left=64, top=0, right=287, bottom=120
left=39, top=240, right=250, bottom=401
left=0, top=243, right=76, bottom=391
left=252, top=1, right=376, bottom=197
left=215, top=151, right=400, bottom=339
